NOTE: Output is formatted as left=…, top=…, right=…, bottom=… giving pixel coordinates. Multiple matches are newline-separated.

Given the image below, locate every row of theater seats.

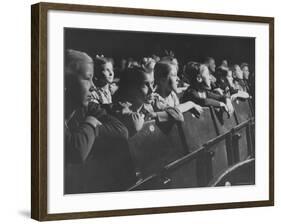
left=65, top=99, right=255, bottom=194
left=128, top=98, right=255, bottom=191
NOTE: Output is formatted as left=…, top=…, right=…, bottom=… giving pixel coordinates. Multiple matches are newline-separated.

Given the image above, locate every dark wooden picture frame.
left=31, top=2, right=274, bottom=221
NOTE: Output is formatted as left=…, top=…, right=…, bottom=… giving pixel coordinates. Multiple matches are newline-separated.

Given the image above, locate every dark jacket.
left=64, top=102, right=129, bottom=163
left=64, top=102, right=136, bottom=194
left=112, top=99, right=183, bottom=137
left=216, top=77, right=238, bottom=96
left=182, top=87, right=227, bottom=107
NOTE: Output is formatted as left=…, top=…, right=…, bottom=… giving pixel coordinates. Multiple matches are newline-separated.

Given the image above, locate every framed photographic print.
left=31, top=2, right=274, bottom=221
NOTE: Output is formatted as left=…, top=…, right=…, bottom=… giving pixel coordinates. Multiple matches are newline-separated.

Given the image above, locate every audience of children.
left=83, top=51, right=254, bottom=136
left=64, top=48, right=254, bottom=189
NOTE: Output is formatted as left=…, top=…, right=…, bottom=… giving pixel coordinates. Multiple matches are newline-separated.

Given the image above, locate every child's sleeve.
left=97, top=114, right=129, bottom=139
left=65, top=119, right=99, bottom=163
left=87, top=102, right=129, bottom=139
left=182, top=89, right=222, bottom=107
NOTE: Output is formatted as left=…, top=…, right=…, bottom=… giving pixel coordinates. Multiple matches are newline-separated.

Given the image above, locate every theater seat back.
left=233, top=99, right=253, bottom=123
left=128, top=120, right=186, bottom=177
left=181, top=107, right=217, bottom=152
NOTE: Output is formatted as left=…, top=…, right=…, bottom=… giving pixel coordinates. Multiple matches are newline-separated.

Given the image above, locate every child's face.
left=72, top=62, right=95, bottom=107
left=222, top=60, right=228, bottom=67
left=242, top=66, right=250, bottom=80
left=160, top=65, right=179, bottom=93
left=234, top=65, right=243, bottom=79
left=131, top=72, right=154, bottom=104
left=168, top=66, right=179, bottom=92
left=100, top=62, right=114, bottom=84
left=208, top=59, right=216, bottom=73
left=226, top=70, right=234, bottom=85
left=200, top=66, right=212, bottom=89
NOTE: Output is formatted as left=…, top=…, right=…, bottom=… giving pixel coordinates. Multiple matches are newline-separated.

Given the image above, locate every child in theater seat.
left=232, top=64, right=249, bottom=93
left=216, top=67, right=239, bottom=96
left=182, top=61, right=234, bottom=114
left=64, top=49, right=136, bottom=193
left=113, top=65, right=186, bottom=137
left=153, top=59, right=203, bottom=117
left=91, top=56, right=117, bottom=105
left=203, top=57, right=222, bottom=94
left=112, top=65, right=184, bottom=182
left=240, top=62, right=254, bottom=96
left=220, top=68, right=250, bottom=101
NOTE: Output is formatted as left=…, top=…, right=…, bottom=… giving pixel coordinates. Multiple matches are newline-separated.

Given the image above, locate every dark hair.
left=154, top=61, right=174, bottom=85
left=116, top=66, right=149, bottom=100
left=231, top=64, right=240, bottom=72
left=215, top=67, right=228, bottom=79
left=161, top=56, right=179, bottom=70
left=183, top=61, right=201, bottom=86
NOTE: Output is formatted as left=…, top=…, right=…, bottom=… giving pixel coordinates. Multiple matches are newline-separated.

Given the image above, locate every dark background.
left=64, top=28, right=255, bottom=72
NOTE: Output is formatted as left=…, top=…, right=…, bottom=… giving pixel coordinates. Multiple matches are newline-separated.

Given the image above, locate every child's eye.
left=85, top=77, right=91, bottom=81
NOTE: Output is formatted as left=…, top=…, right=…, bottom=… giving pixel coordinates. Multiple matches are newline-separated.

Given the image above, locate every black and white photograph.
left=64, top=28, right=255, bottom=194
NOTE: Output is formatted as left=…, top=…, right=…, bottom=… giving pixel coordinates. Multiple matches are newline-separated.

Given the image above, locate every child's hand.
left=85, top=116, right=102, bottom=128
left=132, top=112, right=145, bottom=131
left=191, top=104, right=203, bottom=118
left=150, top=92, right=159, bottom=101
left=219, top=102, right=229, bottom=113
left=214, top=88, right=224, bottom=95
left=109, top=83, right=119, bottom=95
left=91, top=91, right=100, bottom=102
left=226, top=98, right=234, bottom=114
left=230, top=93, right=238, bottom=101
left=194, top=104, right=203, bottom=114
left=119, top=102, right=132, bottom=115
